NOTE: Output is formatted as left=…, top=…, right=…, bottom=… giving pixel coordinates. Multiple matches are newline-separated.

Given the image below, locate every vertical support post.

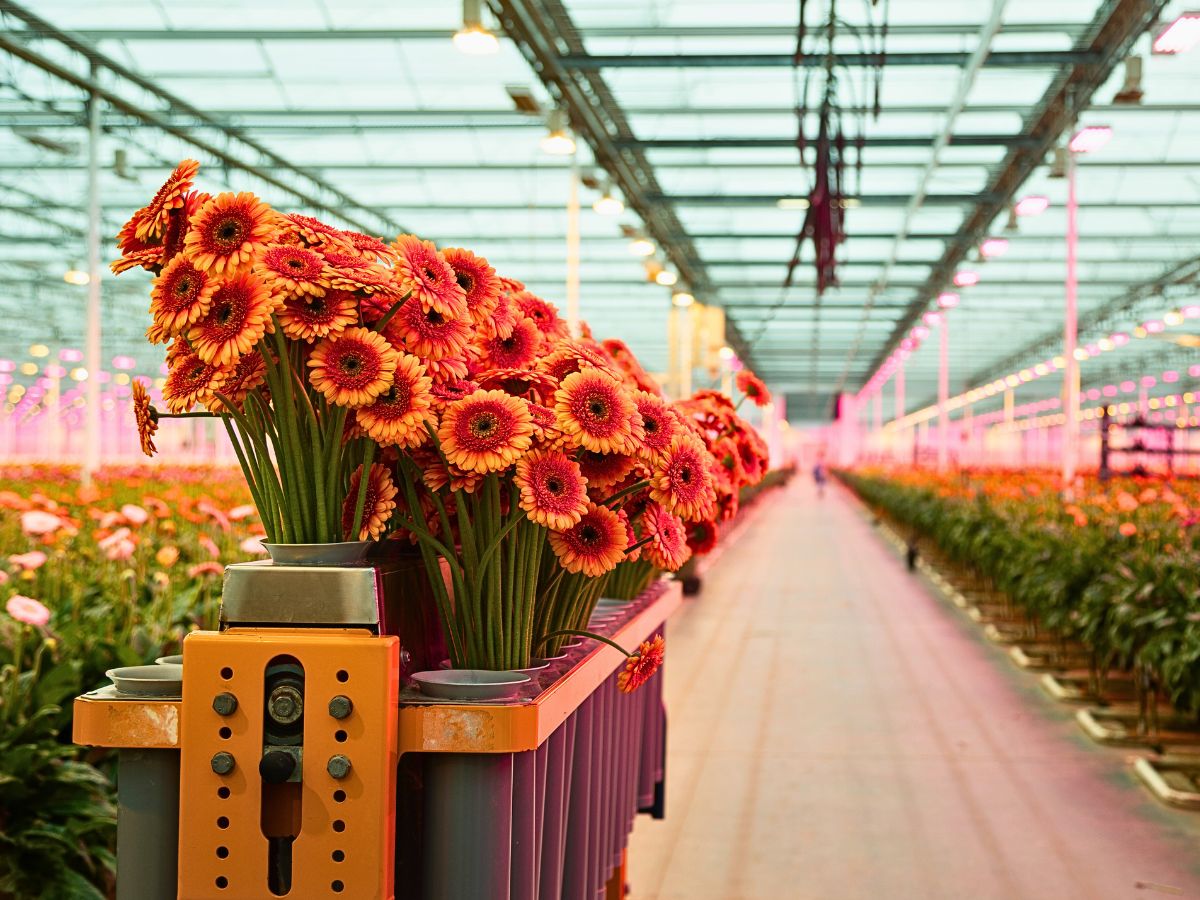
left=566, top=150, right=581, bottom=338
left=938, top=317, right=950, bottom=471
left=963, top=402, right=973, bottom=466
left=83, top=69, right=102, bottom=485
left=46, top=370, right=61, bottom=460
left=1062, top=149, right=1081, bottom=488
left=678, top=304, right=692, bottom=399
left=116, top=749, right=180, bottom=900
left=872, top=390, right=882, bottom=451
left=894, top=360, right=906, bottom=462
left=1004, top=388, right=1015, bottom=466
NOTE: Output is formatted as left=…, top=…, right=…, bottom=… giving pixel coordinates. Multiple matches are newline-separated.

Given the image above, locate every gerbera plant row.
left=114, top=160, right=772, bottom=674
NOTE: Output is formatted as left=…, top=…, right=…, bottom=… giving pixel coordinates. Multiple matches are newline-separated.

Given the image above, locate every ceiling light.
left=979, top=238, right=1008, bottom=259
left=937, top=292, right=959, bottom=309
left=28, top=344, right=49, bottom=357
left=1069, top=125, right=1113, bottom=154
left=540, top=109, right=575, bottom=156
left=1154, top=12, right=1200, bottom=54
left=506, top=85, right=542, bottom=116
left=19, top=362, right=37, bottom=376
left=776, top=198, right=810, bottom=210
left=655, top=270, right=678, bottom=287
left=592, top=186, right=624, bottom=216
left=63, top=267, right=89, bottom=285
left=453, top=0, right=499, bottom=55
left=1014, top=195, right=1049, bottom=217
left=1165, top=310, right=1184, bottom=326
left=953, top=270, right=979, bottom=287
left=70, top=367, right=88, bottom=382
left=59, top=348, right=82, bottom=363
left=629, top=236, right=656, bottom=257
left=671, top=291, right=695, bottom=308
left=718, top=346, right=735, bottom=361
left=112, top=355, right=136, bottom=370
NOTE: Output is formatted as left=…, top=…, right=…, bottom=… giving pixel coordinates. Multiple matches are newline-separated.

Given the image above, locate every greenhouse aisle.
left=627, top=479, right=1200, bottom=900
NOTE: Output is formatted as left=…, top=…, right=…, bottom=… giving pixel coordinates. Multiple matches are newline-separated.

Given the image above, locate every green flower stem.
left=370, top=289, right=412, bottom=334
left=348, top=441, right=376, bottom=540
left=536, top=629, right=632, bottom=658
left=604, top=478, right=650, bottom=508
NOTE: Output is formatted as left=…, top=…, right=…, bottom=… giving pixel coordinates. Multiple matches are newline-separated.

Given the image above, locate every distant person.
left=812, top=459, right=828, bottom=498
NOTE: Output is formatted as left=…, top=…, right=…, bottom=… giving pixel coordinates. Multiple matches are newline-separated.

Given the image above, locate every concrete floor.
left=627, top=479, right=1200, bottom=900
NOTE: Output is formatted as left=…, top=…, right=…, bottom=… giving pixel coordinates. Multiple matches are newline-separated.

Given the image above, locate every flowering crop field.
left=0, top=464, right=264, bottom=897
left=842, top=467, right=1200, bottom=720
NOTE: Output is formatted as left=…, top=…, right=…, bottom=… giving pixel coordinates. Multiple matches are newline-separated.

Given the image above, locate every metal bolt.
left=328, top=695, right=353, bottom=719
left=211, top=751, right=235, bottom=775
left=327, top=755, right=352, bottom=779
left=267, top=684, right=303, bottom=724
left=212, top=692, right=238, bottom=716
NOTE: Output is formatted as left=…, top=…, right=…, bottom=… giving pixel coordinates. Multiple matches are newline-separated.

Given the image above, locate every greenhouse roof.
left=0, top=0, right=1196, bottom=422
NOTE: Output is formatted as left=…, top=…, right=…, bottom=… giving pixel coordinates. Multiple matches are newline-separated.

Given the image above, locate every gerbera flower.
left=116, top=206, right=157, bottom=254
left=578, top=450, right=639, bottom=493
left=187, top=271, right=277, bottom=366
left=206, top=352, right=267, bottom=414
left=183, top=191, right=280, bottom=274
left=641, top=502, right=691, bottom=571
left=329, top=258, right=400, bottom=296
left=442, top=247, right=500, bottom=324
left=548, top=501, right=627, bottom=577
left=136, top=159, right=200, bottom=241
left=355, top=354, right=434, bottom=448
left=162, top=345, right=226, bottom=413
left=131, top=380, right=158, bottom=457
left=308, top=326, right=399, bottom=408
left=686, top=519, right=719, bottom=556
left=277, top=288, right=359, bottom=344
left=633, top=391, right=677, bottom=458
left=515, top=449, right=588, bottom=530
left=279, top=213, right=352, bottom=250
left=438, top=389, right=533, bottom=474
left=512, top=291, right=568, bottom=339
left=339, top=230, right=396, bottom=263
left=497, top=275, right=525, bottom=294
left=479, top=292, right=518, bottom=340
left=390, top=234, right=467, bottom=318
left=161, top=190, right=210, bottom=266
left=736, top=369, right=771, bottom=407
left=617, top=634, right=665, bottom=694
left=150, top=256, right=218, bottom=335
left=342, top=463, right=398, bottom=541
left=256, top=243, right=331, bottom=297
left=386, top=300, right=472, bottom=361
left=538, top=343, right=617, bottom=383
left=111, top=247, right=165, bottom=276
left=650, top=435, right=717, bottom=522
left=483, top=317, right=542, bottom=370
left=422, top=354, right=471, bottom=383
left=476, top=369, right=558, bottom=403
left=429, top=377, right=478, bottom=410
left=554, top=368, right=639, bottom=454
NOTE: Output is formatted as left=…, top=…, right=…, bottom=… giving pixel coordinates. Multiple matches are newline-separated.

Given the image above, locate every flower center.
left=426, top=310, right=445, bottom=327
left=286, top=257, right=305, bottom=270
left=679, top=466, right=693, bottom=485
left=215, top=302, right=234, bottom=326
left=471, top=414, right=498, bottom=437
left=546, top=476, right=563, bottom=494
left=644, top=416, right=659, bottom=434
left=588, top=398, right=608, bottom=419
left=174, top=276, right=194, bottom=298
left=456, top=272, right=474, bottom=292
left=579, top=524, right=599, bottom=544
left=423, top=266, right=440, bottom=283
left=340, top=356, right=363, bottom=375
left=214, top=216, right=246, bottom=248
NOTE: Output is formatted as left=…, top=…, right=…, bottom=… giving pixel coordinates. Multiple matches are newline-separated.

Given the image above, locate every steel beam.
left=624, top=135, right=1037, bottom=150
left=564, top=51, right=1097, bottom=69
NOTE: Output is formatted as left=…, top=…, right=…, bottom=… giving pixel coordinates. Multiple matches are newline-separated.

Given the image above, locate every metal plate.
left=220, top=561, right=381, bottom=628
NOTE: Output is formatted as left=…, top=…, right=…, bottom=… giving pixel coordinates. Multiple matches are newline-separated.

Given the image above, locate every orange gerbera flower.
left=131, top=380, right=158, bottom=457
left=633, top=391, right=677, bottom=458
left=438, top=389, right=533, bottom=474
left=187, top=271, right=277, bottom=366
left=686, top=518, right=719, bottom=555
left=136, top=159, right=200, bottom=241
left=390, top=234, right=467, bottom=318
left=735, top=369, right=771, bottom=407
left=277, top=288, right=359, bottom=343
left=386, top=299, right=472, bottom=361
left=161, top=190, right=209, bottom=266
left=548, top=501, right=627, bottom=577
left=183, top=191, right=280, bottom=274
left=476, top=369, right=559, bottom=404
left=428, top=377, right=478, bottom=410
left=479, top=292, right=518, bottom=340
left=339, top=230, right=396, bottom=263
left=355, top=354, right=434, bottom=448
left=442, top=247, right=500, bottom=324
left=162, top=344, right=226, bottom=413
left=279, top=213, right=352, bottom=250
left=255, top=243, right=331, bottom=297
left=650, top=435, right=717, bottom=522
left=111, top=247, right=164, bottom=276
left=617, top=634, right=665, bottom=693
left=578, top=450, right=639, bottom=493
left=205, top=351, right=267, bottom=413
left=538, top=342, right=618, bottom=383
left=514, top=449, right=588, bottom=530
left=554, top=369, right=639, bottom=454
left=342, top=463, right=398, bottom=541
left=641, top=502, right=691, bottom=571
left=422, top=354, right=471, bottom=383
left=483, top=317, right=542, bottom=370
left=150, top=256, right=218, bottom=335
left=308, top=326, right=399, bottom=408
left=512, top=291, right=568, bottom=339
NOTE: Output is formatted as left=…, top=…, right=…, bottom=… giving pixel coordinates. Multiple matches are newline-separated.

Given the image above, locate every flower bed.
left=840, top=467, right=1200, bottom=722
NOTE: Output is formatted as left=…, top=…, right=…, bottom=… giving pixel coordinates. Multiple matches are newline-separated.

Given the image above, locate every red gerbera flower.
left=308, top=326, right=399, bottom=408
left=342, top=463, right=398, bottom=541
left=131, top=380, right=158, bottom=457
left=736, top=369, right=771, bottom=407
left=186, top=271, right=277, bottom=366
left=206, top=350, right=267, bottom=414
left=641, top=502, right=691, bottom=571
left=150, top=256, right=218, bottom=335
left=537, top=342, right=619, bottom=383
left=280, top=213, right=352, bottom=250
left=162, top=344, right=226, bottom=413
left=277, top=288, right=359, bottom=343
left=429, top=377, right=479, bottom=410
left=183, top=192, right=280, bottom=275
left=483, top=316, right=543, bottom=370
left=578, top=450, right=639, bottom=493
left=514, top=449, right=589, bottom=530
left=633, top=391, right=678, bottom=458
left=650, top=435, right=717, bottom=522
left=442, top=247, right=500, bottom=324
left=355, top=353, right=434, bottom=448
left=437, top=389, right=533, bottom=474
left=555, top=368, right=639, bottom=454
left=111, top=247, right=164, bottom=276
left=423, top=354, right=471, bottom=383
left=475, top=369, right=559, bottom=403
left=136, top=159, right=200, bottom=241
left=479, top=291, right=518, bottom=340
left=686, top=519, right=720, bottom=556
left=617, top=634, right=665, bottom=693
left=339, top=230, right=397, bottom=263
left=548, top=501, right=627, bottom=577
left=512, top=291, right=568, bottom=339
left=390, top=234, right=467, bottom=318
left=161, top=190, right=210, bottom=265
left=255, top=243, right=331, bottom=297
left=386, top=299, right=472, bottom=361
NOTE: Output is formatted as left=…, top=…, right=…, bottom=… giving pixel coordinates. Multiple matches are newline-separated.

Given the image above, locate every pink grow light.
left=913, top=325, right=930, bottom=340
left=1145, top=320, right=1165, bottom=334
left=1153, top=12, right=1200, bottom=54
left=1111, top=332, right=1130, bottom=347
left=1142, top=376, right=1157, bottom=388
left=1120, top=380, right=1136, bottom=393
left=1014, top=195, right=1050, bottom=217
left=1164, top=370, right=1180, bottom=383
left=1069, top=126, right=1113, bottom=154
left=953, top=270, right=980, bottom=287
left=937, top=292, right=959, bottom=309
left=979, top=238, right=1008, bottom=259
left=1190, top=364, right=1200, bottom=378
left=923, top=311, right=943, bottom=327
left=59, top=348, right=83, bottom=363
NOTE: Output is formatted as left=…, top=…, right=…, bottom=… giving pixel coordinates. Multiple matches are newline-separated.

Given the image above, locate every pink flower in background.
left=8, top=551, right=47, bottom=571
left=198, top=534, right=221, bottom=559
left=1116, top=492, right=1139, bottom=513
left=228, top=505, right=256, bottom=521
left=1119, top=522, right=1138, bottom=537
left=239, top=536, right=268, bottom=555
left=98, top=527, right=137, bottom=561
left=197, top=501, right=231, bottom=532
left=0, top=571, right=9, bottom=585
left=20, top=510, right=62, bottom=536
left=187, top=561, right=225, bottom=578
left=120, top=504, right=150, bottom=525
left=6, top=594, right=50, bottom=627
